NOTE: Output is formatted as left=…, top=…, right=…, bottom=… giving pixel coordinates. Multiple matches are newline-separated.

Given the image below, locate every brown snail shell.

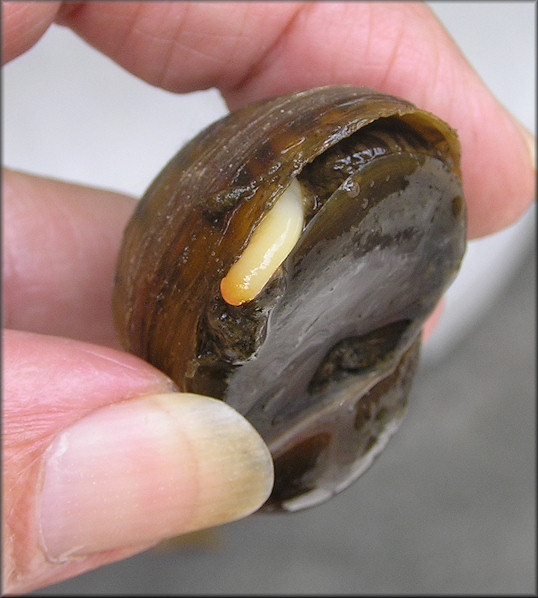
left=113, top=85, right=467, bottom=512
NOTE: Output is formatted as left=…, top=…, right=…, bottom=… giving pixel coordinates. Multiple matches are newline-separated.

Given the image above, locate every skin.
left=2, top=1, right=535, bottom=593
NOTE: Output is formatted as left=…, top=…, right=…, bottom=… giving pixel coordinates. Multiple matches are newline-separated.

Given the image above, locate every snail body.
left=113, top=86, right=466, bottom=512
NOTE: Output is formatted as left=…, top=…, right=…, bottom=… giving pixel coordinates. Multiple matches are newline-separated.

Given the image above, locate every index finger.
left=3, top=1, right=535, bottom=238
left=57, top=1, right=536, bottom=239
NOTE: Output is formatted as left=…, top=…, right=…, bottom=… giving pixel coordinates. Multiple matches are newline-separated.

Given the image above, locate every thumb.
left=3, top=330, right=273, bottom=594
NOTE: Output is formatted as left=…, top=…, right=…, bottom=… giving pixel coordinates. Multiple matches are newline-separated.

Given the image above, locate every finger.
left=53, top=1, right=535, bottom=239
left=3, top=329, right=273, bottom=594
left=1, top=0, right=61, bottom=64
left=4, top=3, right=534, bottom=237
left=422, top=300, right=444, bottom=344
left=2, top=168, right=135, bottom=347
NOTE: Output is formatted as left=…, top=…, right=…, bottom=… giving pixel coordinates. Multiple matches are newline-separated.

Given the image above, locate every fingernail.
left=38, top=393, right=274, bottom=561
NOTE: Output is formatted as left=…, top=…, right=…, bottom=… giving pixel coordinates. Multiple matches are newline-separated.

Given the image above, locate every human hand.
left=3, top=1, right=535, bottom=594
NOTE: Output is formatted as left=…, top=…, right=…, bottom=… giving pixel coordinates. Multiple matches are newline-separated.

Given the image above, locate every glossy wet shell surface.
left=113, top=86, right=466, bottom=512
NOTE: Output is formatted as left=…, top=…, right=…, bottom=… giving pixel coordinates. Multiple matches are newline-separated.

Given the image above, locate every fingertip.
left=462, top=105, right=536, bottom=239
left=422, top=300, right=445, bottom=344
left=2, top=1, right=61, bottom=64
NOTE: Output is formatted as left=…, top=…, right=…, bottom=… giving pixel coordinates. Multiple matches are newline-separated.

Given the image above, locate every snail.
left=113, top=85, right=467, bottom=512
